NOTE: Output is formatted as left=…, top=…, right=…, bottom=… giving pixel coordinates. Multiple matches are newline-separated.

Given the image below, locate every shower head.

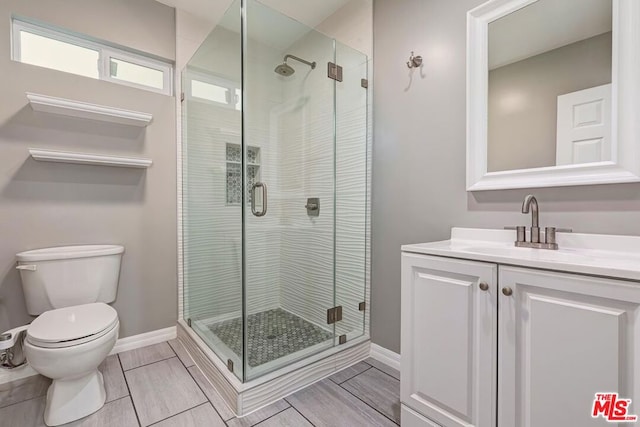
left=274, top=62, right=296, bottom=76
left=274, top=54, right=316, bottom=77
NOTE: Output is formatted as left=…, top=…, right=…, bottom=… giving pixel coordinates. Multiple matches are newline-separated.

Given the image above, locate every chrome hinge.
left=227, top=359, right=234, bottom=372
left=361, top=78, right=368, bottom=89
left=339, top=334, right=347, bottom=345
left=187, top=318, right=192, bottom=327
left=359, top=302, right=366, bottom=311
left=327, top=62, right=343, bottom=82
left=327, top=306, right=343, bottom=324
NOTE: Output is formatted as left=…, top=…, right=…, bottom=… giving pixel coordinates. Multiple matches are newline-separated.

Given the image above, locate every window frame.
left=11, top=18, right=173, bottom=96
left=184, top=69, right=240, bottom=110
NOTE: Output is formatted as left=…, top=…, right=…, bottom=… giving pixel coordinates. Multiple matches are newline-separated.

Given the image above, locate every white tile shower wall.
left=277, top=31, right=370, bottom=335
left=277, top=30, right=336, bottom=328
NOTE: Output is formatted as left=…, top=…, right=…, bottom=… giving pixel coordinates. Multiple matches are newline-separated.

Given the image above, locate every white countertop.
left=402, top=228, right=640, bottom=281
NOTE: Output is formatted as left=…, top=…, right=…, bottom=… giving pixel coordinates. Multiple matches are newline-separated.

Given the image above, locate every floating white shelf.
left=26, top=93, right=153, bottom=127
left=29, top=149, right=152, bottom=168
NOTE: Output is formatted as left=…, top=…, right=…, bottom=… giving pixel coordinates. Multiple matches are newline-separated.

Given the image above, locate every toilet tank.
left=16, top=245, right=124, bottom=315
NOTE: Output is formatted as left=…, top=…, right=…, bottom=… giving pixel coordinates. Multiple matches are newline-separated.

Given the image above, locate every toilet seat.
left=27, top=303, right=119, bottom=349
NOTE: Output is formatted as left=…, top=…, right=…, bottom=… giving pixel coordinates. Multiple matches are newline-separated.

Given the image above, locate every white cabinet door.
left=499, top=266, right=640, bottom=427
left=401, top=253, right=497, bottom=427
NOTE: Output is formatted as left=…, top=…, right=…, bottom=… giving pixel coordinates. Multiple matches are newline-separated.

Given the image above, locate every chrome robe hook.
left=407, top=51, right=422, bottom=68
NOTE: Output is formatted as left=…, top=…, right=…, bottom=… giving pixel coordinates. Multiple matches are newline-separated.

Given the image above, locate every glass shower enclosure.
left=182, top=0, right=369, bottom=382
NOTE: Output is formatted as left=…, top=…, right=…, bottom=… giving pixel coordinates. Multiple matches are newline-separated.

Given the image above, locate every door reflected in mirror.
left=487, top=0, right=612, bottom=173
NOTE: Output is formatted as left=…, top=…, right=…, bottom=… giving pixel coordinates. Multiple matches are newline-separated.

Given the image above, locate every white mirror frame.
left=467, top=0, right=640, bottom=191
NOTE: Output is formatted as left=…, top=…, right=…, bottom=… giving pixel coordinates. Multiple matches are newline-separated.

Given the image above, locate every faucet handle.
left=545, top=227, right=556, bottom=244
left=506, top=226, right=527, bottom=242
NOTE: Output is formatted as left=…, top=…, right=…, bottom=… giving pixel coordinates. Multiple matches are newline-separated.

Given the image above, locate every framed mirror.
left=467, top=0, right=640, bottom=191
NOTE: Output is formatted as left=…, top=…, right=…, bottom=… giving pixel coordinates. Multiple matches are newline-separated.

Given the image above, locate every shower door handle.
left=251, top=182, right=267, bottom=217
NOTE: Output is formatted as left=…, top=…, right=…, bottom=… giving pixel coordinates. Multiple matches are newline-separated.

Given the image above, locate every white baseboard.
left=370, top=343, right=401, bottom=371
left=110, top=326, right=177, bottom=354
left=0, top=326, right=177, bottom=385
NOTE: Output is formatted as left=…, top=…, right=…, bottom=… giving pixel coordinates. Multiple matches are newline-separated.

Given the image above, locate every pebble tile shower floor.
left=0, top=340, right=400, bottom=426
left=208, top=308, right=334, bottom=367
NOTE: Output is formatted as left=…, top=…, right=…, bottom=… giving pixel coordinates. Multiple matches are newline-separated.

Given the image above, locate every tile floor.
left=0, top=340, right=400, bottom=427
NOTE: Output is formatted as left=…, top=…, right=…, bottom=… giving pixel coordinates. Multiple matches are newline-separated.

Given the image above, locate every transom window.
left=12, top=17, right=173, bottom=95
left=185, top=70, right=241, bottom=111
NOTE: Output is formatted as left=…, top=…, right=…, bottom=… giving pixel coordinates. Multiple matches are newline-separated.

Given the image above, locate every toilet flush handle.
left=16, top=264, right=36, bottom=271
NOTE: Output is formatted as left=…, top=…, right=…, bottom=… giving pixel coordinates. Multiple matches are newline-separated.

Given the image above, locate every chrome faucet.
left=514, top=195, right=559, bottom=250
left=522, top=195, right=540, bottom=243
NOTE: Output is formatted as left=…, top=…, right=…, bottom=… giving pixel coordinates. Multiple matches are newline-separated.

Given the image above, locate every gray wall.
left=372, top=0, right=640, bottom=353
left=0, top=0, right=177, bottom=338
left=488, top=32, right=612, bottom=172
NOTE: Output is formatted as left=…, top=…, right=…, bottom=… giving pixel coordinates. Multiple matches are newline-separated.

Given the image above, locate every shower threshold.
left=177, top=318, right=370, bottom=417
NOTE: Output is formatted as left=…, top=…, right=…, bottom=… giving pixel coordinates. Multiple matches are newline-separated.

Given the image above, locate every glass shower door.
left=242, top=0, right=337, bottom=380
left=335, top=41, right=369, bottom=343
left=182, top=0, right=244, bottom=381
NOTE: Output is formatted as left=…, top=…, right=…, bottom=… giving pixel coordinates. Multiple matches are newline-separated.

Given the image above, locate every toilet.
left=13, top=245, right=124, bottom=426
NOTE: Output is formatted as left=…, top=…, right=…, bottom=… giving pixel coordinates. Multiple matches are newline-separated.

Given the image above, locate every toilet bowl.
left=8, top=245, right=124, bottom=426
left=24, top=303, right=119, bottom=426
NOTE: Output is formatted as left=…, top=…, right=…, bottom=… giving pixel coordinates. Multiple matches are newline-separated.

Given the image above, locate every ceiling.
left=489, top=0, right=612, bottom=70
left=157, top=0, right=352, bottom=53
left=156, top=0, right=351, bottom=29
left=156, top=0, right=227, bottom=23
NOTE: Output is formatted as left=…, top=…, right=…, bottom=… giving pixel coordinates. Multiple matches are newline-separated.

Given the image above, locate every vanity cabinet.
left=401, top=253, right=497, bottom=427
left=401, top=253, right=640, bottom=427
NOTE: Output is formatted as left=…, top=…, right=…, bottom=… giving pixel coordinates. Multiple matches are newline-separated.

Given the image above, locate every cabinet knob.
left=502, top=287, right=513, bottom=296
left=479, top=282, right=489, bottom=291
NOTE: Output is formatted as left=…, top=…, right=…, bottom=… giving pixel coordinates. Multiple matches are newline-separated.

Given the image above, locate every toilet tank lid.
left=16, top=245, right=124, bottom=262
left=28, top=303, right=118, bottom=344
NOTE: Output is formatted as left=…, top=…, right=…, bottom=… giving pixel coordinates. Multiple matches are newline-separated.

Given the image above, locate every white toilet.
left=14, top=245, right=124, bottom=426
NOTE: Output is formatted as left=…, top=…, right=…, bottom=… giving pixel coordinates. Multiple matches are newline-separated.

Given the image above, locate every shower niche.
left=179, top=0, right=370, bottom=414
left=225, top=144, right=260, bottom=205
